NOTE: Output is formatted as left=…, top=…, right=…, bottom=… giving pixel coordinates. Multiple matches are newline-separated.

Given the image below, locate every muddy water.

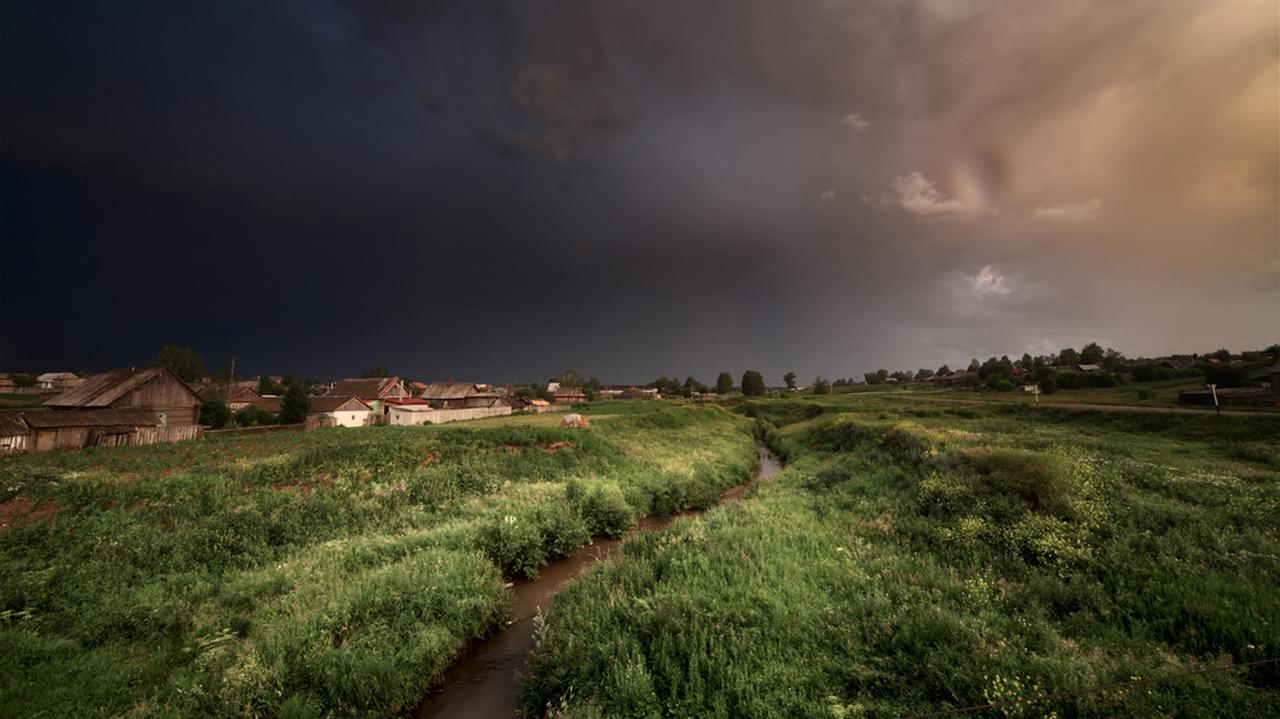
left=414, top=445, right=783, bottom=719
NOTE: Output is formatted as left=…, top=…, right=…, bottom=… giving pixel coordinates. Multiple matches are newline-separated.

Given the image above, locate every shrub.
left=578, top=485, right=635, bottom=538
left=479, top=513, right=547, bottom=579
left=1136, top=388, right=1154, bottom=400
left=1131, top=365, right=1173, bottom=382
left=535, top=503, right=590, bottom=559
left=201, top=397, right=230, bottom=428
left=1055, top=372, right=1085, bottom=390
left=962, top=448, right=1068, bottom=516
left=1086, top=372, right=1119, bottom=388
left=1202, top=364, right=1248, bottom=388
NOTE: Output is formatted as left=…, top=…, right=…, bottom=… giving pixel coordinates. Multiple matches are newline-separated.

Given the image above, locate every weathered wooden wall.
left=112, top=374, right=201, bottom=425
left=388, top=406, right=513, bottom=426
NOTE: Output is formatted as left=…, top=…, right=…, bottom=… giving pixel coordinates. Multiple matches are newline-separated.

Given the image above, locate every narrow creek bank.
left=414, top=444, right=784, bottom=719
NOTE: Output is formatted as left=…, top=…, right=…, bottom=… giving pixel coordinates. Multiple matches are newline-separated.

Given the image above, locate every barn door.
left=35, top=430, right=56, bottom=451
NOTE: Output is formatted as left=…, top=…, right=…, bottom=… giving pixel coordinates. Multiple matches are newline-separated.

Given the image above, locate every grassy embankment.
left=522, top=396, right=1280, bottom=717
left=0, top=402, right=756, bottom=718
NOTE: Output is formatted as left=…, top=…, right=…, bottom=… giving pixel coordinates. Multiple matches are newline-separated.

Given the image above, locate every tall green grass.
left=0, top=405, right=756, bottom=717
left=523, top=403, right=1280, bottom=717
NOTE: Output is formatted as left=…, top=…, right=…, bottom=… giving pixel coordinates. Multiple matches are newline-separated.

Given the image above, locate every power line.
left=902, top=657, right=1280, bottom=719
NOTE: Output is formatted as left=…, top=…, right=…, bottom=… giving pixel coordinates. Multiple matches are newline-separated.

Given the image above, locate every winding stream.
left=414, top=445, right=784, bottom=719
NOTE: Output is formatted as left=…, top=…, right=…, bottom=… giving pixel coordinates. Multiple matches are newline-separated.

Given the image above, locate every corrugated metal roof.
left=20, top=409, right=161, bottom=428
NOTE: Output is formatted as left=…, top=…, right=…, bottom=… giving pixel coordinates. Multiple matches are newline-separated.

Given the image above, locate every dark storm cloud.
left=2, top=1, right=1276, bottom=382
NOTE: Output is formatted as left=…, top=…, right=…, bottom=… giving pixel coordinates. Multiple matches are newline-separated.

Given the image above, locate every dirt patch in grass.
left=0, top=497, right=59, bottom=530
left=421, top=451, right=442, bottom=466
left=540, top=441, right=575, bottom=453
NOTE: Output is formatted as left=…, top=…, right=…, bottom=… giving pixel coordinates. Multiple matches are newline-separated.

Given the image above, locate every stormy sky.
left=2, top=1, right=1276, bottom=383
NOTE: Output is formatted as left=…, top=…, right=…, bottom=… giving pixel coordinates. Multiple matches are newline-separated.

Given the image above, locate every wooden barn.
left=420, top=382, right=498, bottom=409
left=39, top=367, right=203, bottom=447
left=553, top=387, right=587, bottom=404
left=20, top=409, right=181, bottom=451
left=0, top=414, right=29, bottom=453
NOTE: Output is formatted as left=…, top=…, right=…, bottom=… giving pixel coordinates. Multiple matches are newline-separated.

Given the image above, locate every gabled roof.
left=1268, top=361, right=1280, bottom=373
left=327, top=378, right=406, bottom=400
left=1076, top=364, right=1102, bottom=372
left=44, top=368, right=201, bottom=408
left=421, top=382, right=482, bottom=400
left=308, top=395, right=371, bottom=413
left=554, top=387, right=586, bottom=397
left=21, top=408, right=160, bottom=428
left=36, top=372, right=80, bottom=382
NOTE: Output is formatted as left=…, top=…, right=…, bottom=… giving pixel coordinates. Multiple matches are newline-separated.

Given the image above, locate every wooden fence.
left=205, top=423, right=305, bottom=438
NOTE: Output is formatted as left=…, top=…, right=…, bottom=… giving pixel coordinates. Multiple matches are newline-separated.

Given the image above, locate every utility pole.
left=1207, top=383, right=1220, bottom=416
left=230, top=354, right=236, bottom=387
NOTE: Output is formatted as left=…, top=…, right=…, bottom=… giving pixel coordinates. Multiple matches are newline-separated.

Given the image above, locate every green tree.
left=1079, top=342, right=1104, bottom=364
left=915, top=368, right=935, bottom=381
left=716, top=372, right=734, bottom=394
left=741, top=370, right=765, bottom=396
left=1057, top=348, right=1080, bottom=366
left=1207, top=348, right=1232, bottom=362
left=278, top=383, right=310, bottom=424
left=558, top=369, right=583, bottom=387
left=812, top=376, right=831, bottom=395
left=967, top=358, right=981, bottom=372
left=783, top=371, right=797, bottom=390
left=200, top=396, right=229, bottom=428
left=936, top=364, right=951, bottom=376
left=362, top=367, right=389, bottom=379
left=257, top=375, right=279, bottom=396
left=11, top=373, right=35, bottom=388
left=150, top=345, right=205, bottom=382
left=1018, top=353, right=1034, bottom=370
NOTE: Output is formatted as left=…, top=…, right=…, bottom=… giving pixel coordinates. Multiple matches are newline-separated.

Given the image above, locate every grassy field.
left=522, top=396, right=1280, bottom=717
left=0, top=403, right=757, bottom=718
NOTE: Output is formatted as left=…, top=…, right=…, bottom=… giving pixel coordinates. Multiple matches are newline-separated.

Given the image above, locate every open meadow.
left=523, top=396, right=1280, bottom=717
left=0, top=403, right=757, bottom=717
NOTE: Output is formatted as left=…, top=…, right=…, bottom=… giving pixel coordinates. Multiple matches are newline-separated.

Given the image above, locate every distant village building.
left=1075, top=364, right=1102, bottom=373
left=217, top=385, right=261, bottom=412
left=1160, top=359, right=1195, bottom=370
left=420, top=382, right=497, bottom=409
left=306, top=396, right=373, bottom=428
left=619, top=387, right=659, bottom=400
left=553, top=387, right=587, bottom=404
left=928, top=371, right=978, bottom=387
left=35, top=372, right=83, bottom=392
left=326, top=377, right=410, bottom=420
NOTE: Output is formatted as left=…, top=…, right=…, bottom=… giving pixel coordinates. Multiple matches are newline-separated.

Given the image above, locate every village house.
left=619, top=387, right=660, bottom=400
left=213, top=384, right=261, bottom=412
left=420, top=382, right=497, bottom=409
left=1159, top=359, right=1196, bottom=370
left=553, top=386, right=587, bottom=404
left=35, top=372, right=84, bottom=392
left=306, top=396, right=373, bottom=428
left=326, top=377, right=410, bottom=420
left=928, top=371, right=978, bottom=387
